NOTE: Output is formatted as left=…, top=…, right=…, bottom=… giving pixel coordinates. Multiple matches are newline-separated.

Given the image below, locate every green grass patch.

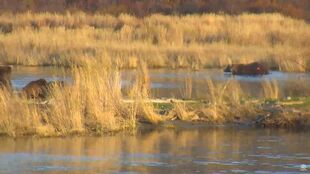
left=153, top=103, right=173, bottom=111
left=264, top=98, right=279, bottom=104
left=289, top=97, right=310, bottom=108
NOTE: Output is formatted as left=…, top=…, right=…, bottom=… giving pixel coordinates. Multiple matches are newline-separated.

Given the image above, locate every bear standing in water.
left=22, top=79, right=66, bottom=99
left=22, top=79, right=49, bottom=99
left=0, top=65, right=12, bottom=91
left=224, top=62, right=269, bottom=75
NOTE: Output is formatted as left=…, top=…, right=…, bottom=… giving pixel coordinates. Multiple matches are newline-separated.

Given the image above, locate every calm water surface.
left=0, top=127, right=309, bottom=174
left=11, top=67, right=310, bottom=98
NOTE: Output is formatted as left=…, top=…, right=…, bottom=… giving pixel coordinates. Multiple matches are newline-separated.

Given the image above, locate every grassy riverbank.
left=0, top=12, right=309, bottom=71
left=0, top=61, right=309, bottom=137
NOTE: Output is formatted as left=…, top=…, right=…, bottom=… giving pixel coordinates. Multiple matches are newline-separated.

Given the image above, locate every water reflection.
left=0, top=127, right=309, bottom=173
left=10, top=67, right=310, bottom=98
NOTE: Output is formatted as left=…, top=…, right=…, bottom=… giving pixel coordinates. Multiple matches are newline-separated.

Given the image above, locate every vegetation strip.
left=0, top=62, right=309, bottom=137
left=0, top=13, right=309, bottom=71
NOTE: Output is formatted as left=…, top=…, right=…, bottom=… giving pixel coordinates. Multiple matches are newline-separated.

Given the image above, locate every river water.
left=11, top=66, right=310, bottom=98
left=0, top=127, right=309, bottom=174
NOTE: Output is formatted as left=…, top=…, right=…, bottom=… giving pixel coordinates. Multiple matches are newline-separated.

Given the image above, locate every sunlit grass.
left=0, top=62, right=138, bottom=136
left=0, top=24, right=309, bottom=137
left=262, top=79, right=280, bottom=100
left=0, top=12, right=309, bottom=71
left=0, top=63, right=309, bottom=136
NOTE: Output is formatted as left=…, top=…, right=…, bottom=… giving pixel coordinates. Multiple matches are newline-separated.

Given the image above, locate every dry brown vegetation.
left=0, top=12, right=309, bottom=136
left=0, top=59, right=172, bottom=136
left=0, top=0, right=309, bottom=22
left=0, top=60, right=309, bottom=136
left=0, top=61, right=135, bottom=136
left=0, top=12, right=309, bottom=72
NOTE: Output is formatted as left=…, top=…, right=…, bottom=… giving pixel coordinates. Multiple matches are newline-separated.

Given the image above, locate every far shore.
left=0, top=12, right=309, bottom=72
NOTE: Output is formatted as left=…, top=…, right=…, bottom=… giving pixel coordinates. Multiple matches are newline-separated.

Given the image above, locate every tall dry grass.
left=0, top=62, right=135, bottom=136
left=0, top=12, right=309, bottom=71
left=199, top=79, right=254, bottom=122
left=0, top=58, right=170, bottom=136
left=0, top=60, right=303, bottom=136
left=180, top=73, right=193, bottom=100
left=168, top=78, right=257, bottom=123
left=262, top=79, right=280, bottom=100
left=129, top=60, right=163, bottom=124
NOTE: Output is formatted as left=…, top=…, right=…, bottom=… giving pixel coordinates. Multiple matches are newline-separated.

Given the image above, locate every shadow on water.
left=11, top=67, right=310, bottom=98
left=0, top=127, right=310, bottom=173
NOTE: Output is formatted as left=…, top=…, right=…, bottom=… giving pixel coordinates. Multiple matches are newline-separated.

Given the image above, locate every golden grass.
left=262, top=79, right=280, bottom=100
left=0, top=58, right=166, bottom=136
left=0, top=12, right=309, bottom=71
left=0, top=61, right=140, bottom=136
left=166, top=79, right=258, bottom=123
left=0, top=59, right=308, bottom=136
left=180, top=73, right=193, bottom=100
left=0, top=63, right=237, bottom=136
left=200, top=79, right=253, bottom=122
left=129, top=60, right=163, bottom=124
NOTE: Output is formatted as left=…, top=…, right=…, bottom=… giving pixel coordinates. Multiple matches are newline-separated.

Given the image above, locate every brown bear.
left=0, top=65, right=12, bottom=91
left=224, top=62, right=269, bottom=75
left=22, top=79, right=67, bottom=99
left=22, top=79, right=49, bottom=99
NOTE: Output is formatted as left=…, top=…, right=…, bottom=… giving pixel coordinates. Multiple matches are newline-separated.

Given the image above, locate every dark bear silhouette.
left=224, top=62, right=269, bottom=75
left=0, top=66, right=12, bottom=90
left=22, top=79, right=66, bottom=99
left=22, top=79, right=49, bottom=99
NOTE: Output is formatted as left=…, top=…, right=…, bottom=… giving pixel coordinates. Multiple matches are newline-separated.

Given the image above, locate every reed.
left=262, top=79, right=280, bottom=100
left=168, top=78, right=256, bottom=123
left=0, top=64, right=307, bottom=136
left=0, top=12, right=309, bottom=72
left=195, top=79, right=256, bottom=122
left=0, top=62, right=139, bottom=136
left=172, top=102, right=198, bottom=121
left=180, top=73, right=193, bottom=100
left=130, top=60, right=163, bottom=124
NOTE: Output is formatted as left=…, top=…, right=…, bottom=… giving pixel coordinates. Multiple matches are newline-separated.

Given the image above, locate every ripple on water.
left=0, top=153, right=107, bottom=163
left=33, top=165, right=89, bottom=172
left=193, top=159, right=256, bottom=166
left=248, top=154, right=310, bottom=161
